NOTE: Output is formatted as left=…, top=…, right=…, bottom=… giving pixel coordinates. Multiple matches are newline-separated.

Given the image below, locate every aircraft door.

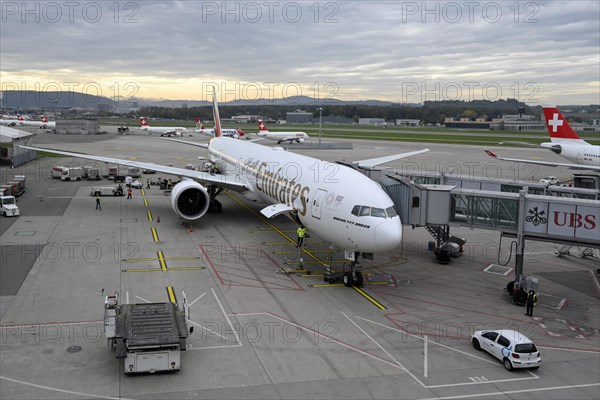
left=311, top=189, right=327, bottom=219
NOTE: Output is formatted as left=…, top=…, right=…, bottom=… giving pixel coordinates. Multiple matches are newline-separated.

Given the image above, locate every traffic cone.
left=157, top=216, right=160, bottom=223
left=188, top=225, right=193, bottom=233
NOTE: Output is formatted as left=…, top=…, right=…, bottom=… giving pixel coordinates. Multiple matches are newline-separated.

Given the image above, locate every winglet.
left=484, top=149, right=498, bottom=158
left=212, top=88, right=221, bottom=137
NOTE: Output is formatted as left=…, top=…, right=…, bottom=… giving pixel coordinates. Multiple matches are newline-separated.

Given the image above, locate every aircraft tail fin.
left=543, top=105, right=587, bottom=144
left=212, top=88, right=221, bottom=137
left=258, top=119, right=268, bottom=132
left=140, top=117, right=149, bottom=127
left=41, top=116, right=48, bottom=123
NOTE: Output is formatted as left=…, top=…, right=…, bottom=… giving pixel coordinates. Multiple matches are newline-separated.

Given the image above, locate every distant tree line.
left=137, top=99, right=541, bottom=124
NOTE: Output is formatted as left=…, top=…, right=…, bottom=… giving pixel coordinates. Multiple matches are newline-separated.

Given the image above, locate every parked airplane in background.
left=193, top=118, right=246, bottom=139
left=485, top=105, right=600, bottom=172
left=138, top=117, right=185, bottom=137
left=256, top=120, right=309, bottom=144
left=6, top=115, right=56, bottom=129
left=0, top=114, right=21, bottom=125
left=21, top=90, right=428, bottom=287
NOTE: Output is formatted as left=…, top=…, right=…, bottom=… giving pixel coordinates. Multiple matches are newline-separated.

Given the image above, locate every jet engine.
left=170, top=179, right=210, bottom=220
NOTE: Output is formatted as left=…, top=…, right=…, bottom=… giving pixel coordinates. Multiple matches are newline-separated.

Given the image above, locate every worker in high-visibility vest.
left=296, top=225, right=307, bottom=248
left=525, top=290, right=537, bottom=316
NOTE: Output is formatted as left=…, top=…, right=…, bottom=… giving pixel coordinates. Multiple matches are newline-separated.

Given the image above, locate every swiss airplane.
left=138, top=117, right=185, bottom=137
left=485, top=105, right=600, bottom=172
left=9, top=115, right=56, bottom=129
left=193, top=118, right=246, bottom=139
left=20, top=90, right=428, bottom=287
left=256, top=119, right=309, bottom=144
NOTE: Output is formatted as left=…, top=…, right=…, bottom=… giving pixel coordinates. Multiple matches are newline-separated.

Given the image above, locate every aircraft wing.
left=354, top=148, right=429, bottom=168
left=484, top=149, right=600, bottom=172
left=159, top=137, right=209, bottom=149
left=18, top=145, right=249, bottom=191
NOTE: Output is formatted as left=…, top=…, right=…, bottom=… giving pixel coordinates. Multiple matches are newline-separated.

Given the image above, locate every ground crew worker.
left=296, top=225, right=307, bottom=248
left=146, top=178, right=151, bottom=189
left=525, top=290, right=537, bottom=316
left=96, top=195, right=101, bottom=210
left=167, top=179, right=173, bottom=190
left=127, top=188, right=133, bottom=199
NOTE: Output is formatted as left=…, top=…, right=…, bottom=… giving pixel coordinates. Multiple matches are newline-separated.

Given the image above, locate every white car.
left=539, top=176, right=560, bottom=185
left=472, top=329, right=541, bottom=371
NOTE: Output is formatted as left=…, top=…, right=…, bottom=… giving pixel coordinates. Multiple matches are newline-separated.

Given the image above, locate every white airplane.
left=256, top=120, right=309, bottom=144
left=485, top=105, right=600, bottom=172
left=9, top=115, right=56, bottom=129
left=138, top=117, right=185, bottom=137
left=193, top=118, right=246, bottom=139
left=20, top=90, right=428, bottom=287
left=0, top=114, right=20, bottom=125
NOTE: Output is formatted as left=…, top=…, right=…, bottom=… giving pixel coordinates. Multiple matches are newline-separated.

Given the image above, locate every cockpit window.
left=371, top=208, right=386, bottom=217
left=351, top=205, right=361, bottom=216
left=386, top=206, right=398, bottom=218
left=359, top=206, right=371, bottom=216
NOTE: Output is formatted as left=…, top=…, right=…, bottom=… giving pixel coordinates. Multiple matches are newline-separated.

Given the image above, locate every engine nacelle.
left=170, top=180, right=210, bottom=220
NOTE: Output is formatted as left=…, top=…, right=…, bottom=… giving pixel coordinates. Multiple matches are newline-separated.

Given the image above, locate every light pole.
left=317, top=107, right=322, bottom=147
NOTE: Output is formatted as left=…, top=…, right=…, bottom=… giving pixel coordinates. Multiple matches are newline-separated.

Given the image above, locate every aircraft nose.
left=374, top=218, right=403, bottom=251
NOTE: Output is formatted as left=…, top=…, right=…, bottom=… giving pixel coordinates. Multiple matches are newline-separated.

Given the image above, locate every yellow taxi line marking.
left=226, top=192, right=327, bottom=267
left=352, top=287, right=386, bottom=310
left=311, top=283, right=345, bottom=288
left=158, top=250, right=167, bottom=271
left=166, top=286, right=177, bottom=303
left=144, top=198, right=149, bottom=207
left=147, top=210, right=153, bottom=221
left=122, top=267, right=203, bottom=272
left=141, top=189, right=145, bottom=196
left=151, top=227, right=159, bottom=242
left=123, top=257, right=201, bottom=263
left=274, top=250, right=334, bottom=255
left=254, top=229, right=302, bottom=233
left=122, top=268, right=163, bottom=273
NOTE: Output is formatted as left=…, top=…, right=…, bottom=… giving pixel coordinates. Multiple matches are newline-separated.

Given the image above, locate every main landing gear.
left=207, top=186, right=223, bottom=213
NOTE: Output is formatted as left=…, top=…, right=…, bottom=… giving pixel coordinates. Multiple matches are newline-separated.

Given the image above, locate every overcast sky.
left=1, top=1, right=599, bottom=104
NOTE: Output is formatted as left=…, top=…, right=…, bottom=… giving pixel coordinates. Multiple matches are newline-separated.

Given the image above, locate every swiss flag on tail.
left=543, top=105, right=581, bottom=140
left=17, top=114, right=24, bottom=121
left=140, top=117, right=149, bottom=126
left=258, top=120, right=267, bottom=131
left=41, top=116, right=48, bottom=123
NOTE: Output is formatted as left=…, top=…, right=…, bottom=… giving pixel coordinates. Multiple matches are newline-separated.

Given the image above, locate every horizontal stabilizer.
left=484, top=149, right=600, bottom=172
left=355, top=148, right=429, bottom=168
left=260, top=203, right=294, bottom=219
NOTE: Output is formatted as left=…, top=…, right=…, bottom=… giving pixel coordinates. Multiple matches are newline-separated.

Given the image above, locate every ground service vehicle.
left=0, top=196, right=19, bottom=216
left=61, top=167, right=83, bottom=181
left=539, top=176, right=560, bottom=185
left=472, top=329, right=541, bottom=371
left=83, top=166, right=101, bottom=180
left=91, top=186, right=124, bottom=196
left=51, top=166, right=67, bottom=178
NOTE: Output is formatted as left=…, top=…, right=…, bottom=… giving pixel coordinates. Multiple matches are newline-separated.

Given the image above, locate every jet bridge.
left=374, top=173, right=600, bottom=279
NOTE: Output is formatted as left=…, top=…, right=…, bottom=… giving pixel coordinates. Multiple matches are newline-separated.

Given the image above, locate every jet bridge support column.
left=515, top=190, right=526, bottom=281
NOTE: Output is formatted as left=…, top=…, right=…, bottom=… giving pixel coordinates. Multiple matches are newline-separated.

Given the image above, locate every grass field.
left=99, top=118, right=600, bottom=146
